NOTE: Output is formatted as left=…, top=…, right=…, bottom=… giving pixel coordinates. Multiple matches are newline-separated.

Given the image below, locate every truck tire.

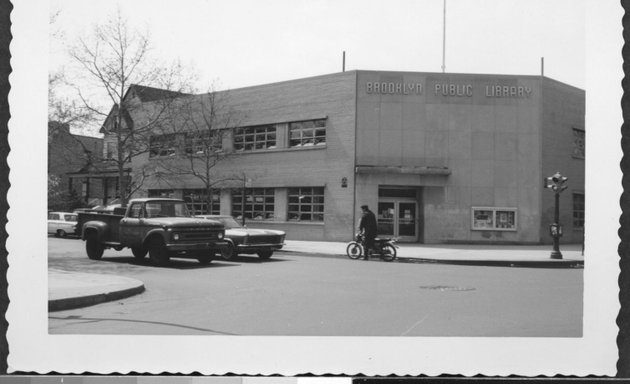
left=220, top=242, right=237, bottom=260
left=86, top=232, right=104, bottom=260
left=148, top=237, right=170, bottom=266
left=257, top=249, right=273, bottom=260
left=131, top=247, right=148, bottom=260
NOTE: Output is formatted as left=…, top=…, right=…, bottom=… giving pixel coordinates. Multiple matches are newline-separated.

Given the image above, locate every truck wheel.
left=257, top=250, right=273, bottom=260
left=197, top=253, right=213, bottom=265
left=148, top=237, right=170, bottom=266
left=86, top=233, right=104, bottom=260
left=131, top=247, right=148, bottom=260
left=221, top=242, right=237, bottom=260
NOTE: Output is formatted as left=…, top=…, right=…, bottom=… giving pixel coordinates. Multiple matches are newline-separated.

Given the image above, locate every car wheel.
left=148, top=237, right=170, bottom=266
left=56, top=229, right=67, bottom=238
left=257, top=249, right=273, bottom=260
left=131, top=246, right=148, bottom=260
left=221, top=242, right=238, bottom=260
left=86, top=232, right=104, bottom=260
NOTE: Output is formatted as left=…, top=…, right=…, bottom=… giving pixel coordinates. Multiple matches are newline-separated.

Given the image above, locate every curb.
left=395, top=257, right=584, bottom=269
left=279, top=250, right=584, bottom=269
left=48, top=284, right=145, bottom=312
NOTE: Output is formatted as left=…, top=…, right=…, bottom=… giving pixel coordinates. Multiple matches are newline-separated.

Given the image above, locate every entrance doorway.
left=377, top=199, right=419, bottom=242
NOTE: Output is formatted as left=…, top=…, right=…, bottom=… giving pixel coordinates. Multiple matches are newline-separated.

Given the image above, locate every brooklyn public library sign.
left=365, top=80, right=534, bottom=99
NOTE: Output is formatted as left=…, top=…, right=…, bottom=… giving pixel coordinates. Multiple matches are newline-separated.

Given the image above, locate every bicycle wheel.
left=346, top=242, right=363, bottom=259
left=380, top=243, right=397, bottom=262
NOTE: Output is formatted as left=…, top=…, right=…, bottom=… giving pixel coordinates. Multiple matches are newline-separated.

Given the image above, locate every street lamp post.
left=544, top=171, right=568, bottom=259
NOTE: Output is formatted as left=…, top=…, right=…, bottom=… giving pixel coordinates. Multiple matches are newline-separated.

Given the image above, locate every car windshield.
left=145, top=201, right=191, bottom=218
left=217, top=217, right=242, bottom=229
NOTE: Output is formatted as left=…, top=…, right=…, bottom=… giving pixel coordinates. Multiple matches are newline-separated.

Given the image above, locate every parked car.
left=48, top=212, right=78, bottom=237
left=196, top=215, right=285, bottom=260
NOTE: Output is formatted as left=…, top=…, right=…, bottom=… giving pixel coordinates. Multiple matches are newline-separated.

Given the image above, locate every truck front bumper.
left=166, top=240, right=229, bottom=252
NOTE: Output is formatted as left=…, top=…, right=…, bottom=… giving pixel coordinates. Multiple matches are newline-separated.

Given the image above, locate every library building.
left=89, top=70, right=586, bottom=244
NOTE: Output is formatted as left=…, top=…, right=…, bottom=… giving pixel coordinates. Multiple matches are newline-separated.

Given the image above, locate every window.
left=48, top=213, right=60, bottom=220
left=149, top=134, right=178, bottom=157
left=64, top=214, right=77, bottom=222
left=232, top=188, right=275, bottom=220
left=573, top=128, right=585, bottom=159
left=573, top=193, right=585, bottom=229
left=128, top=203, right=143, bottom=218
left=233, top=125, right=276, bottom=151
left=105, top=142, right=116, bottom=160
left=289, top=119, right=326, bottom=147
left=472, top=207, right=517, bottom=231
left=148, top=189, right=174, bottom=198
left=288, top=187, right=325, bottom=222
left=185, top=131, right=222, bottom=155
left=184, top=189, right=220, bottom=215
left=145, top=200, right=190, bottom=218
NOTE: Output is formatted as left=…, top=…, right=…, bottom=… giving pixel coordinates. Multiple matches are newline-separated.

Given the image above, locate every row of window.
left=148, top=187, right=326, bottom=222
left=148, top=118, right=327, bottom=158
left=147, top=189, right=585, bottom=229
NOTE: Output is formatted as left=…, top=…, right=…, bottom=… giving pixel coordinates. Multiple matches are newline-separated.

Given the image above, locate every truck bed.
left=77, top=212, right=124, bottom=243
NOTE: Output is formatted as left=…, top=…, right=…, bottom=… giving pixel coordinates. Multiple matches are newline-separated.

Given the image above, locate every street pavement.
left=48, top=240, right=584, bottom=311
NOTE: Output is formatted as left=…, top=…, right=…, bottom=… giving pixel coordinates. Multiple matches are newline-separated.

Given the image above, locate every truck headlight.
left=173, top=233, right=180, bottom=241
left=218, top=232, right=224, bottom=239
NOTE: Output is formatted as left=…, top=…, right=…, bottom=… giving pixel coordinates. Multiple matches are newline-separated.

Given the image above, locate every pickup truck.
left=76, top=198, right=228, bottom=265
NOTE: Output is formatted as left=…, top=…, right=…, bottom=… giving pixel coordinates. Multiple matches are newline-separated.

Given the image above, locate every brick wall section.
left=540, top=78, right=586, bottom=244
left=135, top=72, right=358, bottom=241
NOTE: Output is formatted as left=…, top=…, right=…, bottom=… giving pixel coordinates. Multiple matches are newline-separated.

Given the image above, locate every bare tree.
left=68, top=9, right=195, bottom=206
left=151, top=87, right=245, bottom=214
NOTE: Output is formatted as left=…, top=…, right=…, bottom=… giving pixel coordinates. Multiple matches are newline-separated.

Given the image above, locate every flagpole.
left=442, top=0, right=446, bottom=73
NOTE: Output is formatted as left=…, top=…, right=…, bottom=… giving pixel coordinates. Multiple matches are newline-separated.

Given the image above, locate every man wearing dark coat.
left=358, top=205, right=377, bottom=260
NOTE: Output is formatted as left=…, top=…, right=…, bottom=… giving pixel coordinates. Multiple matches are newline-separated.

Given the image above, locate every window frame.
left=288, top=119, right=327, bottom=148
left=233, top=125, right=277, bottom=152
left=231, top=188, right=275, bottom=220
left=471, top=207, right=518, bottom=231
left=572, top=192, right=585, bottom=230
left=149, top=133, right=178, bottom=158
left=184, top=130, right=222, bottom=155
left=183, top=188, right=221, bottom=216
left=572, top=128, right=585, bottom=159
left=288, top=187, right=325, bottom=222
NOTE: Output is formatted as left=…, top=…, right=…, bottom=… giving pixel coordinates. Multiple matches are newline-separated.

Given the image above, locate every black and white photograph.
left=6, top=0, right=622, bottom=377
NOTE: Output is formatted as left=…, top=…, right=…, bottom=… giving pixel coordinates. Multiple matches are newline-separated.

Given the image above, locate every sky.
left=49, top=0, right=585, bottom=91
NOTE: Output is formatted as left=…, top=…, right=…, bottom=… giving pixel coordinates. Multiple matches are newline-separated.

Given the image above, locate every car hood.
left=143, top=217, right=224, bottom=228
left=226, top=228, right=286, bottom=236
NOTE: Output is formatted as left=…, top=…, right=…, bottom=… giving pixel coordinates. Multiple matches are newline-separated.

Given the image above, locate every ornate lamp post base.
left=550, top=250, right=563, bottom=259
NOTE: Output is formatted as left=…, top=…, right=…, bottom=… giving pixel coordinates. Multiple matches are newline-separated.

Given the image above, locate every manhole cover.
left=419, top=285, right=476, bottom=292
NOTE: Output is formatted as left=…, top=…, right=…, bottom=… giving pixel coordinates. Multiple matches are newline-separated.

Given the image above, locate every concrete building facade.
left=103, top=70, right=585, bottom=244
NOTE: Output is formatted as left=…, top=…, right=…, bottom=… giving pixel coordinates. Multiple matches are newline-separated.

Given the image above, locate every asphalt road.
left=48, top=237, right=583, bottom=337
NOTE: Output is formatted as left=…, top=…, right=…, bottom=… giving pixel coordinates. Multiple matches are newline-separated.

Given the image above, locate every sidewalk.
left=48, top=241, right=583, bottom=311
left=49, top=269, right=145, bottom=312
left=281, top=240, right=585, bottom=268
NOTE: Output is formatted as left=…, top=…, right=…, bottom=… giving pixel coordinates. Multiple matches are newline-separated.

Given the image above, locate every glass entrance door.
left=377, top=200, right=418, bottom=241
left=398, top=202, right=417, bottom=239
left=377, top=202, right=395, bottom=236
